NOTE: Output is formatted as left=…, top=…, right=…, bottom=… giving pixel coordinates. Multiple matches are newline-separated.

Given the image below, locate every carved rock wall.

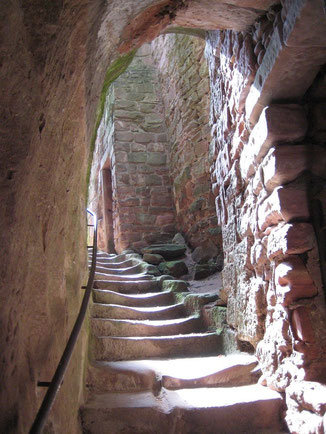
left=0, top=1, right=90, bottom=432
left=151, top=34, right=221, bottom=250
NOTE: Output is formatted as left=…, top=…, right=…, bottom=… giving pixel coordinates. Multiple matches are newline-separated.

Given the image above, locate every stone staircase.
left=80, top=250, right=283, bottom=433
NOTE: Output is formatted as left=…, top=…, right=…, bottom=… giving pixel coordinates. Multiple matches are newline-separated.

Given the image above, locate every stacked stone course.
left=151, top=34, right=221, bottom=251
left=206, top=2, right=326, bottom=421
left=88, top=47, right=176, bottom=253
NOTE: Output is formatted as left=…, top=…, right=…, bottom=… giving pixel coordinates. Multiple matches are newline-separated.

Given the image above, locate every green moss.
left=209, top=306, right=227, bottom=332
left=86, top=49, right=136, bottom=197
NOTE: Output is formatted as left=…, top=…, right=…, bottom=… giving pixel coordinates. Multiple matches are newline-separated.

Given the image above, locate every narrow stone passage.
left=80, top=249, right=283, bottom=433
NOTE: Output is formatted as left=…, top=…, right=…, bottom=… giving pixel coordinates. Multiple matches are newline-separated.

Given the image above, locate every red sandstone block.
left=262, top=145, right=307, bottom=192
left=267, top=223, right=315, bottom=259
left=240, top=104, right=307, bottom=179
left=275, top=257, right=317, bottom=306
left=155, top=213, right=175, bottom=226
left=151, top=195, right=172, bottom=207
left=257, top=185, right=309, bottom=232
left=120, top=197, right=140, bottom=207
left=291, top=307, right=315, bottom=343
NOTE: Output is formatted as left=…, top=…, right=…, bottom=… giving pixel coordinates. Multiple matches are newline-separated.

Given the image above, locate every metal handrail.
left=30, top=209, right=98, bottom=434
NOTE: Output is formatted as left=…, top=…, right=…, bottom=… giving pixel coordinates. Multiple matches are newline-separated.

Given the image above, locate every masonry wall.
left=151, top=34, right=222, bottom=252
left=205, top=2, right=326, bottom=431
left=88, top=46, right=176, bottom=253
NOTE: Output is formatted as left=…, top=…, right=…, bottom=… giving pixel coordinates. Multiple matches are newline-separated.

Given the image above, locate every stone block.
left=120, top=197, right=140, bottom=207
left=235, top=275, right=267, bottom=346
left=286, top=381, right=326, bottom=417
left=155, top=213, right=175, bottom=226
left=240, top=104, right=307, bottom=179
left=133, top=132, right=153, bottom=143
left=136, top=214, right=156, bottom=225
left=237, top=191, right=256, bottom=238
left=162, top=280, right=189, bottom=293
left=267, top=223, right=315, bottom=259
left=286, top=380, right=326, bottom=434
left=191, top=239, right=218, bottom=264
left=147, top=152, right=167, bottom=166
left=275, top=257, right=317, bottom=306
left=158, top=260, right=188, bottom=278
left=145, top=174, right=162, bottom=186
left=194, top=263, right=219, bottom=280
left=143, top=253, right=164, bottom=265
left=262, top=144, right=308, bottom=192
left=128, top=152, right=147, bottom=163
left=257, top=185, right=309, bottom=232
left=142, top=244, right=186, bottom=260
left=291, top=307, right=315, bottom=343
left=114, top=151, right=128, bottom=163
left=114, top=131, right=133, bottom=142
left=131, top=143, right=146, bottom=152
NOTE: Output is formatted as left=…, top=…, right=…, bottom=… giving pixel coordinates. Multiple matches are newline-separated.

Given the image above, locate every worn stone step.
left=90, top=259, right=139, bottom=269
left=94, top=264, right=144, bottom=275
left=91, top=253, right=141, bottom=264
left=93, top=289, right=175, bottom=307
left=86, top=354, right=259, bottom=393
left=92, top=303, right=186, bottom=321
left=92, top=332, right=221, bottom=361
left=94, top=271, right=152, bottom=281
left=91, top=315, right=204, bottom=337
left=80, top=385, right=283, bottom=433
left=93, top=279, right=161, bottom=293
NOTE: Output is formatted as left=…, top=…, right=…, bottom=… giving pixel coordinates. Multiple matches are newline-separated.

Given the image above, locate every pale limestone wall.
left=151, top=34, right=222, bottom=252
left=88, top=47, right=176, bottom=253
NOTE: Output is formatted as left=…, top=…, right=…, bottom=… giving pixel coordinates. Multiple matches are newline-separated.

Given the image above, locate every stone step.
left=93, top=289, right=175, bottom=307
left=93, top=279, right=161, bottom=293
left=94, top=264, right=144, bottom=275
left=91, top=253, right=140, bottom=263
left=86, top=354, right=259, bottom=393
left=80, top=385, right=283, bottom=433
left=91, top=315, right=204, bottom=337
left=94, top=271, right=152, bottom=281
left=92, top=303, right=186, bottom=321
left=92, top=332, right=221, bottom=361
left=89, top=259, right=139, bottom=269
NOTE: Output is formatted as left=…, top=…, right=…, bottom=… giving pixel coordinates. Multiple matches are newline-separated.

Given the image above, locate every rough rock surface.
left=158, top=260, right=189, bottom=278
left=142, top=244, right=187, bottom=260
left=143, top=253, right=165, bottom=265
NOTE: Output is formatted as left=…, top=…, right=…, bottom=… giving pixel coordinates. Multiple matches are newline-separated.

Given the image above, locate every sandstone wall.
left=151, top=34, right=222, bottom=251
left=205, top=1, right=326, bottom=426
left=0, top=1, right=90, bottom=432
left=88, top=46, right=176, bottom=253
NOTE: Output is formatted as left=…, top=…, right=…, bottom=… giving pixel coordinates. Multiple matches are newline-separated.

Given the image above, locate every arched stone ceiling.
left=86, top=0, right=279, bottom=143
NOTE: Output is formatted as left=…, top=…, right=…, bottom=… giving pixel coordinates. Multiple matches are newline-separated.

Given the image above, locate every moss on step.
left=205, top=306, right=227, bottom=334
left=86, top=50, right=136, bottom=195
left=179, top=293, right=219, bottom=315
left=162, top=280, right=189, bottom=293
